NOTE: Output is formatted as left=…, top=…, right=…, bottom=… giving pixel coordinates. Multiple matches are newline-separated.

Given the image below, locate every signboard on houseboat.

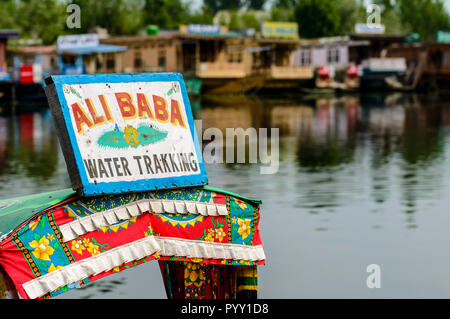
left=436, top=30, right=450, bottom=43
left=354, top=23, right=385, bottom=34
left=261, top=22, right=298, bottom=39
left=57, top=34, right=99, bottom=51
left=187, top=24, right=221, bottom=35
left=44, top=73, right=208, bottom=196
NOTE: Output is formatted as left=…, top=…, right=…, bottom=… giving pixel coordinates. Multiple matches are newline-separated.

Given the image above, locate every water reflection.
left=0, top=108, right=70, bottom=198
left=200, top=93, right=448, bottom=222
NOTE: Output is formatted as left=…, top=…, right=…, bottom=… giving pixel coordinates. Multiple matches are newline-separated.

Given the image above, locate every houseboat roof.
left=0, top=189, right=75, bottom=238
left=11, top=45, right=56, bottom=54
left=103, top=31, right=312, bottom=46
left=298, top=36, right=370, bottom=48
left=58, top=43, right=127, bottom=55
left=350, top=34, right=407, bottom=42
left=102, top=31, right=248, bottom=45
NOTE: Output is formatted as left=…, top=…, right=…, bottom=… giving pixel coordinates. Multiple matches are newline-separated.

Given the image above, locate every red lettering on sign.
left=115, top=92, right=137, bottom=120
left=98, top=94, right=113, bottom=122
left=85, top=98, right=106, bottom=125
left=137, top=93, right=155, bottom=120
left=170, top=99, right=186, bottom=128
left=72, top=102, right=94, bottom=133
left=152, top=95, right=169, bottom=123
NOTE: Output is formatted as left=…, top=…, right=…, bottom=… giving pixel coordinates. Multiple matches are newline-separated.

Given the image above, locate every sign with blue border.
left=45, top=73, right=208, bottom=196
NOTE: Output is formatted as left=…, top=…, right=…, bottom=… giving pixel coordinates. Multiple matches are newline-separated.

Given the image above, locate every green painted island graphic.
left=97, top=124, right=168, bottom=149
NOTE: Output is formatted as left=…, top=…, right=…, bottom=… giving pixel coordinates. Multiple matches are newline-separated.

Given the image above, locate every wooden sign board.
left=45, top=73, right=208, bottom=196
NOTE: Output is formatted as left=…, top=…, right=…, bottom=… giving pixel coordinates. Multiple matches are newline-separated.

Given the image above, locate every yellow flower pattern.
left=234, top=199, right=248, bottom=210
left=87, top=242, right=101, bottom=256
left=215, top=227, right=226, bottom=242
left=70, top=237, right=107, bottom=256
left=204, top=229, right=215, bottom=242
left=29, top=236, right=55, bottom=261
left=237, top=218, right=251, bottom=240
left=71, top=239, right=85, bottom=255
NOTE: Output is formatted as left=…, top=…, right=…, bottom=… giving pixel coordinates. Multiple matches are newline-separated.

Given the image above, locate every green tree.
left=335, top=0, right=365, bottom=35
left=188, top=6, right=215, bottom=24
left=70, top=0, right=144, bottom=35
left=204, top=0, right=242, bottom=15
left=294, top=0, right=340, bottom=38
left=398, top=0, right=450, bottom=40
left=143, top=0, right=190, bottom=29
left=241, top=11, right=261, bottom=29
left=242, top=0, right=266, bottom=10
left=273, top=0, right=298, bottom=9
left=0, top=0, right=17, bottom=29
left=17, top=0, right=66, bottom=44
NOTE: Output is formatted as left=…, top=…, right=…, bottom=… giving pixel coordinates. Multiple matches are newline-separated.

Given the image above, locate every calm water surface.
left=1, top=92, right=450, bottom=298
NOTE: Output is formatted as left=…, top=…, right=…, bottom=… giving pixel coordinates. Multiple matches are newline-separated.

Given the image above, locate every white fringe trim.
left=157, top=237, right=266, bottom=261
left=60, top=199, right=228, bottom=242
left=22, top=237, right=265, bottom=299
left=22, top=235, right=160, bottom=299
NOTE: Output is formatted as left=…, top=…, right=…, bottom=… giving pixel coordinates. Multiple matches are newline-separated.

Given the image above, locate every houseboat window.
left=61, top=55, right=76, bottom=65
left=200, top=41, right=215, bottom=63
left=444, top=51, right=450, bottom=66
left=228, top=51, right=242, bottom=63
left=327, top=48, right=340, bottom=64
left=158, top=50, right=166, bottom=70
left=300, top=50, right=311, bottom=66
left=50, top=56, right=56, bottom=69
left=432, top=50, right=443, bottom=69
left=134, top=51, right=142, bottom=69
left=96, top=58, right=103, bottom=70
left=106, top=57, right=115, bottom=70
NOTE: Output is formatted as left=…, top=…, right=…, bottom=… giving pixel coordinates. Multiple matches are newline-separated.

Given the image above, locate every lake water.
left=2, top=92, right=450, bottom=298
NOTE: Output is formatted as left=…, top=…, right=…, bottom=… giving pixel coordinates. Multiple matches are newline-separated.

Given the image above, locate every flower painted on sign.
left=98, top=124, right=168, bottom=149
left=29, top=236, right=55, bottom=261
left=237, top=218, right=251, bottom=240
left=123, top=125, right=140, bottom=147
left=71, top=239, right=85, bottom=255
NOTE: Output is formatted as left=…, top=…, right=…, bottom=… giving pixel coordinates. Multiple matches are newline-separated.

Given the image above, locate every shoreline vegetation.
left=1, top=0, right=450, bottom=45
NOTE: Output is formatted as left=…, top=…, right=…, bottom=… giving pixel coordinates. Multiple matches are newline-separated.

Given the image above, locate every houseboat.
left=385, top=34, right=450, bottom=91
left=291, top=36, right=368, bottom=93
left=0, top=30, right=19, bottom=101
left=101, top=23, right=314, bottom=94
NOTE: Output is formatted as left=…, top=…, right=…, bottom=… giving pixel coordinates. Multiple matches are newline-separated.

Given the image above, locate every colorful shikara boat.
left=0, top=186, right=264, bottom=299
